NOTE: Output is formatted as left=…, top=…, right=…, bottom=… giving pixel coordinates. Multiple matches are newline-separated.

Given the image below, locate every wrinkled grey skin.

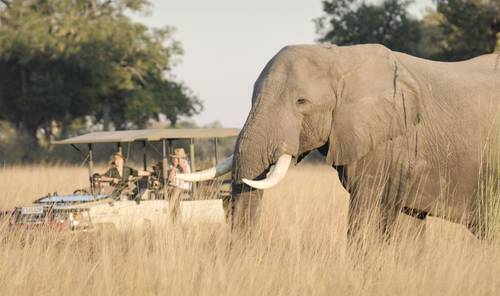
left=231, top=44, right=500, bottom=237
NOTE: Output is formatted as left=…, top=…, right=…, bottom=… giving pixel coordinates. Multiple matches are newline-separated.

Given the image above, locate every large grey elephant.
left=180, top=44, right=500, bottom=238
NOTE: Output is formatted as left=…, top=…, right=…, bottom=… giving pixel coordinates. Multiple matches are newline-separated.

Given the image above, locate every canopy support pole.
left=213, top=137, right=218, bottom=165
left=162, top=139, right=169, bottom=200
left=70, top=144, right=86, bottom=159
left=142, top=141, right=147, bottom=171
left=117, top=143, right=122, bottom=154
left=88, top=144, right=94, bottom=195
left=168, top=139, right=173, bottom=156
left=190, top=138, right=196, bottom=197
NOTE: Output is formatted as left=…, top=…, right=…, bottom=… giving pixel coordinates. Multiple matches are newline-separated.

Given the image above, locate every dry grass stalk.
left=0, top=164, right=499, bottom=295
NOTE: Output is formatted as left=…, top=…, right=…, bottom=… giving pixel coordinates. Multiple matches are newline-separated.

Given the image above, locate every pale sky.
left=135, top=0, right=433, bottom=128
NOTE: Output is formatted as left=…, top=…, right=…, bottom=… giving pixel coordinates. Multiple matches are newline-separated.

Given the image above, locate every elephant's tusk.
left=242, top=154, right=292, bottom=190
left=177, top=155, right=233, bottom=182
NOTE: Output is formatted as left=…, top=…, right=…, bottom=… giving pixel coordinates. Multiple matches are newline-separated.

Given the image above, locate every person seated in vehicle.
left=167, top=148, right=192, bottom=219
left=99, top=152, right=150, bottom=196
left=148, top=162, right=163, bottom=190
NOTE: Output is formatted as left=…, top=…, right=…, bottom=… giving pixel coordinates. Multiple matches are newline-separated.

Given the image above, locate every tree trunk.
left=495, top=32, right=500, bottom=52
left=60, top=116, right=70, bottom=139
left=102, top=100, right=111, bottom=131
left=18, top=124, right=40, bottom=163
left=170, top=116, right=177, bottom=128
left=20, top=66, right=27, bottom=98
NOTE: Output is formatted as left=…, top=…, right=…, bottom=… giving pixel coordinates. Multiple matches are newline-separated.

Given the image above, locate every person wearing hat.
left=167, top=148, right=192, bottom=220
left=167, top=148, right=191, bottom=190
left=100, top=151, right=150, bottom=189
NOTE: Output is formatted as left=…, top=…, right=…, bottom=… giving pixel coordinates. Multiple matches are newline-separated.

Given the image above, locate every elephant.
left=179, top=44, right=500, bottom=238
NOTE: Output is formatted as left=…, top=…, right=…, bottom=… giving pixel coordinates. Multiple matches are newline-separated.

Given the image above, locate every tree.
left=315, top=0, right=500, bottom=61
left=151, top=79, right=202, bottom=128
left=427, top=0, right=500, bottom=61
left=315, top=0, right=423, bottom=56
left=0, top=0, right=202, bottom=152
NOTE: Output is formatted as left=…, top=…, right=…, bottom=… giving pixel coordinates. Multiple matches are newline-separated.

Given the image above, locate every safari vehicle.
left=6, top=128, right=239, bottom=231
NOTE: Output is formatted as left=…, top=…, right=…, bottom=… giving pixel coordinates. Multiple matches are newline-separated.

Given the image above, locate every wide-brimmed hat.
left=170, top=148, right=187, bottom=159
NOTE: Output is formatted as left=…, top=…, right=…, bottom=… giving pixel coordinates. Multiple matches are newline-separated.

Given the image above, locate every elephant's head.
left=178, top=44, right=421, bottom=228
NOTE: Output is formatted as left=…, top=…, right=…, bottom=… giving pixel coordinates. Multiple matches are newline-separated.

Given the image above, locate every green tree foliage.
left=316, top=0, right=500, bottom=61
left=316, top=0, right=422, bottom=56
left=429, top=0, right=500, bottom=61
left=0, top=0, right=202, bottom=147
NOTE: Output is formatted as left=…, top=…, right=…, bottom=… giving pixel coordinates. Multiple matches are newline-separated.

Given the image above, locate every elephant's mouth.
left=176, top=153, right=294, bottom=190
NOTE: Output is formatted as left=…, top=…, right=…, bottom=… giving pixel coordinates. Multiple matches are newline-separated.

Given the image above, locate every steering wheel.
left=91, top=173, right=103, bottom=187
left=127, top=176, right=143, bottom=183
left=73, top=189, right=90, bottom=195
left=148, top=174, right=161, bottom=190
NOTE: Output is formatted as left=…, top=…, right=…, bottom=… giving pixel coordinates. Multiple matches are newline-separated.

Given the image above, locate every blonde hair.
left=109, top=152, right=125, bottom=165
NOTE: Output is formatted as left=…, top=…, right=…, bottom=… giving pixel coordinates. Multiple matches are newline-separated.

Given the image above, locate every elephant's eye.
left=296, top=97, right=309, bottom=106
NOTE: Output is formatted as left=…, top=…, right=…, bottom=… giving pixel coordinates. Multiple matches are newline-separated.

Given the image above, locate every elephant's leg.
left=231, top=189, right=263, bottom=233
left=346, top=154, right=410, bottom=242
left=346, top=190, right=370, bottom=244
left=380, top=202, right=402, bottom=239
left=347, top=194, right=401, bottom=242
left=347, top=178, right=391, bottom=244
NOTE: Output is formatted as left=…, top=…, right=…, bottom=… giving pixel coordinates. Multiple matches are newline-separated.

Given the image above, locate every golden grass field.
left=0, top=164, right=499, bottom=295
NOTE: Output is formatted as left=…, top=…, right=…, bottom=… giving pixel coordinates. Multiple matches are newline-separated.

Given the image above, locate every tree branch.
left=0, top=0, right=10, bottom=8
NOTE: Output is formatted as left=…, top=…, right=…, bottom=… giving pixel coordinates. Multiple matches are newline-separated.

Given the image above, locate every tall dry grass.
left=0, top=164, right=499, bottom=295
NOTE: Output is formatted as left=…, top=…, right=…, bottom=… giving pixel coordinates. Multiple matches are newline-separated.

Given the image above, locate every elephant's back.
left=394, top=51, right=499, bottom=67
left=396, top=51, right=500, bottom=162
left=460, top=53, right=500, bottom=71
left=395, top=52, right=500, bottom=102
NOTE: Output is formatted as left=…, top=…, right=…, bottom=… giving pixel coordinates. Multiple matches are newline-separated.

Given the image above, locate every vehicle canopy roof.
left=52, top=128, right=240, bottom=145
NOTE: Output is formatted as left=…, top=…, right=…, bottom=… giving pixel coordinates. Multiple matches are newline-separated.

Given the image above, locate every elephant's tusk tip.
left=242, top=177, right=280, bottom=190
left=242, top=178, right=260, bottom=189
left=241, top=154, right=292, bottom=189
left=172, top=155, right=233, bottom=182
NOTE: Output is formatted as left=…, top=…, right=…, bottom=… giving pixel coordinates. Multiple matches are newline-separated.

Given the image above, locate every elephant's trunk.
left=231, top=109, right=299, bottom=230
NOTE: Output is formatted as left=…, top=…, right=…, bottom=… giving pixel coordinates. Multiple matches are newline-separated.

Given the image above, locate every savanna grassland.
left=0, top=165, right=499, bottom=296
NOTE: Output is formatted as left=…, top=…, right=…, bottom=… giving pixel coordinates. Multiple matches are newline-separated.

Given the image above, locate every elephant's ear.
left=326, top=48, right=420, bottom=166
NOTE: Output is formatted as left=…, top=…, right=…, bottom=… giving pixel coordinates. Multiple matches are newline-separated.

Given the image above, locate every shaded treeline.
left=0, top=0, right=202, bottom=161
left=2, top=0, right=500, bottom=163
left=316, top=0, right=500, bottom=61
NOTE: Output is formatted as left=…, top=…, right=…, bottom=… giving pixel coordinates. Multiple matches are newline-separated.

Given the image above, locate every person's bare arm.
left=168, top=158, right=179, bottom=181
left=137, top=170, right=150, bottom=177
left=100, top=176, right=120, bottom=185
left=179, top=162, right=190, bottom=173
left=168, top=167, right=176, bottom=181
